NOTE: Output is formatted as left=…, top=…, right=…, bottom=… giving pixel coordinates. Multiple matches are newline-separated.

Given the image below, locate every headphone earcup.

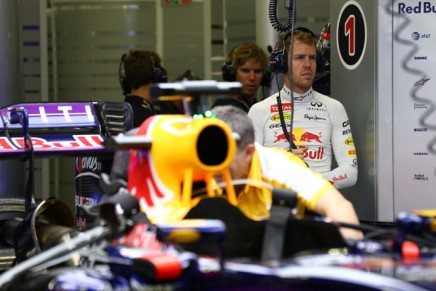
left=152, top=65, right=168, bottom=83
left=269, top=50, right=287, bottom=75
left=261, top=70, right=272, bottom=87
left=221, top=62, right=235, bottom=81
left=119, top=54, right=130, bottom=95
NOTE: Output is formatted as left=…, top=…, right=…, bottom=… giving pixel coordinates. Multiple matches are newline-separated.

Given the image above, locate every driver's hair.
left=211, top=105, right=254, bottom=152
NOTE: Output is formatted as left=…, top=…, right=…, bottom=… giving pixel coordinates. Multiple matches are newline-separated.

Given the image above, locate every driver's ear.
left=244, top=143, right=255, bottom=160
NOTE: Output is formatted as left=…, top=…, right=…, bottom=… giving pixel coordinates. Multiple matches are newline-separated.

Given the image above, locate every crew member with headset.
left=76, top=49, right=165, bottom=231
left=211, top=42, right=271, bottom=113
left=119, top=49, right=168, bottom=128
left=248, top=27, right=358, bottom=189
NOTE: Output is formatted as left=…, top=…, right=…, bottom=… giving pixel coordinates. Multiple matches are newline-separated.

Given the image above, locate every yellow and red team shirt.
left=248, top=86, right=358, bottom=189
left=236, top=143, right=335, bottom=221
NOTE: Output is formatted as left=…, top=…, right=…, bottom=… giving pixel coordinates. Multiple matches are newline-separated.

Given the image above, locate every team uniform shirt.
left=124, top=95, right=155, bottom=128
left=248, top=86, right=357, bottom=189
left=236, top=143, right=335, bottom=221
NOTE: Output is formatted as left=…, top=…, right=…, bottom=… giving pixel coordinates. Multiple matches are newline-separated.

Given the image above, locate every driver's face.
left=289, top=40, right=317, bottom=93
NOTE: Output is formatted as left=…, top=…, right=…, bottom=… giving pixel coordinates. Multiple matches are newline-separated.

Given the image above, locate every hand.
left=290, top=146, right=308, bottom=160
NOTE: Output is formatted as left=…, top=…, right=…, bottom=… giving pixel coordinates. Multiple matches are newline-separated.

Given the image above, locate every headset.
left=221, top=54, right=272, bottom=87
left=269, top=27, right=319, bottom=75
left=119, top=50, right=168, bottom=95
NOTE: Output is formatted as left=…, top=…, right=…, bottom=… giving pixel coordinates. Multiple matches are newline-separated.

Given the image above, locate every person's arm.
left=314, top=188, right=363, bottom=240
left=259, top=145, right=361, bottom=239
left=322, top=101, right=358, bottom=189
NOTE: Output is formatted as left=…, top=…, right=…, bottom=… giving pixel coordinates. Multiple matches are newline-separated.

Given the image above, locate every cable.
left=276, top=92, right=296, bottom=149
left=24, top=133, right=35, bottom=212
left=269, top=0, right=297, bottom=150
left=268, top=0, right=296, bottom=33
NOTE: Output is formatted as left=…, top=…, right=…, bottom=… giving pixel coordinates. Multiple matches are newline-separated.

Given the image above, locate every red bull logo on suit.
left=273, top=128, right=325, bottom=160
left=273, top=129, right=322, bottom=145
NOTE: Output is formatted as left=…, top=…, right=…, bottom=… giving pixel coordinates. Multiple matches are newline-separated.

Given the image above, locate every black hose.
left=268, top=0, right=296, bottom=33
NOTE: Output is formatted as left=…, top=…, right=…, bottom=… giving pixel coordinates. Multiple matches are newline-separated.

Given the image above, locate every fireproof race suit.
left=248, top=85, right=357, bottom=189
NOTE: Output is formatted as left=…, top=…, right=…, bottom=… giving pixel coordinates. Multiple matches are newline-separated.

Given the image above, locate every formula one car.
left=1, top=178, right=435, bottom=290
left=0, top=81, right=435, bottom=290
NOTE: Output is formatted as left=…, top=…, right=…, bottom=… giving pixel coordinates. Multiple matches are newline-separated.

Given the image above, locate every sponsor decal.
left=273, top=131, right=292, bottom=143
left=414, top=174, right=429, bottom=181
left=0, top=134, right=103, bottom=151
left=75, top=195, right=99, bottom=207
left=414, top=78, right=430, bottom=86
left=332, top=174, right=348, bottom=182
left=114, top=224, right=163, bottom=250
left=306, top=107, right=326, bottom=112
left=414, top=103, right=428, bottom=109
left=274, top=129, right=323, bottom=144
left=274, top=128, right=325, bottom=160
left=270, top=103, right=292, bottom=113
left=414, top=128, right=428, bottom=132
left=2, top=103, right=97, bottom=127
left=269, top=123, right=287, bottom=129
left=299, top=131, right=322, bottom=143
left=343, top=129, right=352, bottom=135
left=310, top=102, right=323, bottom=107
left=76, top=156, right=102, bottom=172
left=414, top=56, right=427, bottom=60
left=414, top=152, right=429, bottom=156
left=271, top=113, right=291, bottom=122
left=348, top=149, right=356, bottom=156
left=411, top=32, right=431, bottom=41
left=304, top=114, right=326, bottom=121
left=345, top=137, right=354, bottom=145
left=411, top=32, right=420, bottom=41
left=284, top=88, right=313, bottom=100
left=342, top=120, right=350, bottom=127
left=398, top=2, right=436, bottom=14
left=304, top=147, right=324, bottom=160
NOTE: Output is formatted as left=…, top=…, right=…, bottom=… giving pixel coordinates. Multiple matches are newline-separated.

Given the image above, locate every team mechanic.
left=248, top=28, right=357, bottom=189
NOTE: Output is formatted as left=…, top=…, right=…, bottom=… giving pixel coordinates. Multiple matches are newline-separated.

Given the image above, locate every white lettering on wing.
left=85, top=105, right=95, bottom=122
left=39, top=106, right=48, bottom=123
left=58, top=106, right=72, bottom=122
